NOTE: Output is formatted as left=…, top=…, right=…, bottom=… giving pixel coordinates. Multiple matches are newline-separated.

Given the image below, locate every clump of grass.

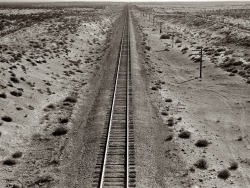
left=10, top=90, right=22, bottom=97
left=165, top=134, right=173, bottom=141
left=35, top=175, right=54, bottom=185
left=165, top=98, right=172, bottom=102
left=178, top=130, right=191, bottom=139
left=0, top=92, right=7, bottom=99
left=1, top=115, right=12, bottom=122
left=10, top=184, right=21, bottom=188
left=3, top=158, right=16, bottom=166
left=59, top=118, right=69, bottom=124
left=217, top=169, right=231, bottom=180
left=182, top=47, right=189, bottom=51
left=151, top=86, right=158, bottom=91
left=160, top=34, right=171, bottom=39
left=228, top=162, right=238, bottom=170
left=189, top=166, right=195, bottom=173
left=217, top=48, right=226, bottom=52
left=194, top=159, right=208, bottom=170
left=10, top=77, right=19, bottom=83
left=237, top=136, right=243, bottom=141
left=161, top=111, right=168, bottom=116
left=16, top=107, right=23, bottom=111
left=224, top=50, right=234, bottom=55
left=177, top=117, right=182, bottom=121
left=175, top=39, right=182, bottom=43
left=167, top=118, right=174, bottom=126
left=195, top=139, right=209, bottom=147
left=64, top=96, right=77, bottom=103
left=52, top=127, right=68, bottom=136
left=145, top=46, right=151, bottom=51
left=12, top=151, right=23, bottom=158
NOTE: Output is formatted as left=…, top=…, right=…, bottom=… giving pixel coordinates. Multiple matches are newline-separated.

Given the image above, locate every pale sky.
left=0, top=0, right=250, bottom=2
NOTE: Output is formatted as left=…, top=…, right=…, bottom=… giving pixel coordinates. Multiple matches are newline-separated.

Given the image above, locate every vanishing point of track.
left=93, top=7, right=135, bottom=188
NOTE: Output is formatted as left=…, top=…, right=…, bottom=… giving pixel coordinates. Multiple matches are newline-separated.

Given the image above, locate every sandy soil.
left=0, top=6, right=121, bottom=188
left=132, top=7, right=250, bottom=188
left=130, top=12, right=193, bottom=188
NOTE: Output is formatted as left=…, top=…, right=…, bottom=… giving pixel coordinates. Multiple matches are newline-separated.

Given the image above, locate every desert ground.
left=0, top=1, right=249, bottom=188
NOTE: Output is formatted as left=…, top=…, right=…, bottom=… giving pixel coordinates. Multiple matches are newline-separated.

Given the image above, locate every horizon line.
left=0, top=0, right=250, bottom=2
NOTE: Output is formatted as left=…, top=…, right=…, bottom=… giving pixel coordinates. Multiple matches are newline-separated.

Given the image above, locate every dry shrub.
left=160, top=34, right=171, bottom=39
left=145, top=46, right=151, bottom=51
left=161, top=111, right=168, bottom=116
left=238, top=70, right=246, bottom=76
left=12, top=151, right=23, bottom=158
left=194, top=159, right=208, bottom=170
left=52, top=127, right=68, bottom=136
left=178, top=130, right=191, bottom=139
left=59, top=118, right=69, bottom=124
left=195, top=139, right=209, bottom=147
left=0, top=92, right=7, bottom=99
left=165, top=98, right=172, bottom=102
left=228, top=162, right=238, bottom=170
left=64, top=96, right=77, bottom=103
left=10, top=77, right=19, bottom=83
left=35, top=175, right=54, bottom=185
left=217, top=169, right=230, bottom=180
left=151, top=86, right=157, bottom=90
left=165, top=134, right=173, bottom=141
left=10, top=90, right=22, bottom=97
left=224, top=50, right=234, bottom=55
left=175, top=39, right=182, bottom=43
left=3, top=158, right=16, bottom=166
left=2, top=115, right=12, bottom=122
left=167, top=118, right=174, bottom=127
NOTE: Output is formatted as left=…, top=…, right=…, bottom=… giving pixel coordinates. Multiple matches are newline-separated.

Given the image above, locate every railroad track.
left=92, top=7, right=136, bottom=188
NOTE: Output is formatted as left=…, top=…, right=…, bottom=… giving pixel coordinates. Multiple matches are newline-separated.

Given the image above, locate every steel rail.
left=126, top=11, right=130, bottom=188
left=99, top=15, right=128, bottom=188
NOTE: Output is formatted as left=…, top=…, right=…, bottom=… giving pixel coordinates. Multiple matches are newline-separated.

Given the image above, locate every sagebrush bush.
left=194, top=159, right=208, bottom=170
left=59, top=118, right=69, bottom=124
left=165, top=134, right=173, bottom=141
left=145, top=46, right=151, bottom=51
left=2, top=115, right=12, bottom=122
left=165, top=98, right=172, bottom=102
left=64, top=96, right=77, bottom=103
left=175, top=39, right=182, bottom=43
left=10, top=77, right=19, bottom=83
left=10, top=90, right=22, bottom=97
left=3, top=158, right=16, bottom=166
left=195, top=139, right=209, bottom=147
left=52, top=127, right=68, bottom=136
left=12, top=151, right=23, bottom=158
left=151, top=86, right=157, bottom=90
left=178, top=131, right=191, bottom=139
left=0, top=92, right=7, bottom=99
left=217, top=169, right=230, bottom=180
left=160, top=34, right=171, bottom=39
left=161, top=111, right=168, bottom=116
left=167, top=118, right=174, bottom=126
left=228, top=162, right=238, bottom=170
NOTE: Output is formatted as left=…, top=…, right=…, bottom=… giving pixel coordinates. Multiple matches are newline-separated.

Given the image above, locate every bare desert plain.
left=0, top=1, right=250, bottom=188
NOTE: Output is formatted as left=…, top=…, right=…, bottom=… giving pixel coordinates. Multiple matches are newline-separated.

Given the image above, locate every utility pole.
left=153, top=14, right=155, bottom=26
left=167, top=31, right=177, bottom=48
left=159, top=22, right=163, bottom=34
left=192, top=48, right=204, bottom=79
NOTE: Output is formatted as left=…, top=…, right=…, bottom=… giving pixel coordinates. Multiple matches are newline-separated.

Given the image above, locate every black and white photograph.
left=0, top=0, right=249, bottom=187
